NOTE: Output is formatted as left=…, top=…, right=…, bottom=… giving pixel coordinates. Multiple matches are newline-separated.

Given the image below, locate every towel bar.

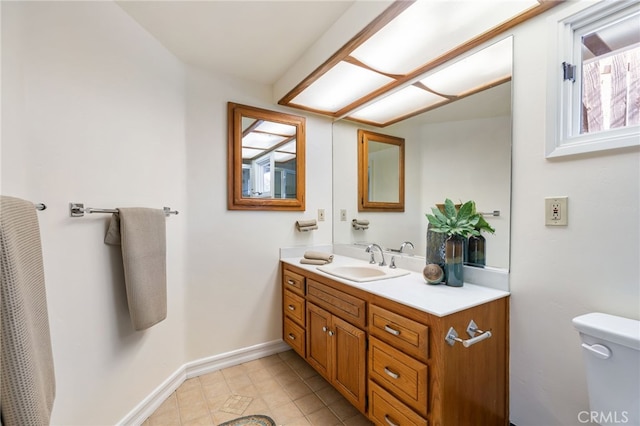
left=69, top=203, right=178, bottom=218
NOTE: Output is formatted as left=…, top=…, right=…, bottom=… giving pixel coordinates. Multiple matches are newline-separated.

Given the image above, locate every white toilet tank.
left=573, top=313, right=640, bottom=426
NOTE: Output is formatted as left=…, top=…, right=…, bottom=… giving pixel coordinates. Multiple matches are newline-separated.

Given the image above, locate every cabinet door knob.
left=322, top=326, right=328, bottom=332
left=384, top=325, right=401, bottom=336
left=328, top=330, right=334, bottom=336
left=288, top=333, right=296, bottom=340
left=384, top=367, right=400, bottom=380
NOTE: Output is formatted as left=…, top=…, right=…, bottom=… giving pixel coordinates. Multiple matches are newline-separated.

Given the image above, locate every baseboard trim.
left=118, top=339, right=290, bottom=426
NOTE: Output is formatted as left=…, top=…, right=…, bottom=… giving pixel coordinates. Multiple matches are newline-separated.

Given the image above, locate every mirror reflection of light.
left=420, top=37, right=513, bottom=96
left=291, top=61, right=393, bottom=111
left=349, top=85, right=446, bottom=123
left=242, top=132, right=285, bottom=149
left=256, top=121, right=297, bottom=136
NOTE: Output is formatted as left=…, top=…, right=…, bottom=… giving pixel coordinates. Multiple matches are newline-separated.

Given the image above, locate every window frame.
left=546, top=0, right=640, bottom=158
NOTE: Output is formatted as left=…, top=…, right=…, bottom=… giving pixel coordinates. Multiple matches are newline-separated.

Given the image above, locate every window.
left=547, top=1, right=639, bottom=158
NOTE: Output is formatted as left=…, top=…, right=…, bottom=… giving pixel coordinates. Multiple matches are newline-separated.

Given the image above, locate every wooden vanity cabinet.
left=281, top=262, right=509, bottom=426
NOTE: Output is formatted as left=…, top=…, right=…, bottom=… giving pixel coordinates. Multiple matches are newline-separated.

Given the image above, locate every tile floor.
left=142, top=350, right=373, bottom=426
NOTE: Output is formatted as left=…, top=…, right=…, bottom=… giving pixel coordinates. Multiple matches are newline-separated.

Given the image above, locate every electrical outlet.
left=545, top=196, right=568, bottom=226
left=318, top=209, right=325, bottom=221
left=340, top=209, right=347, bottom=221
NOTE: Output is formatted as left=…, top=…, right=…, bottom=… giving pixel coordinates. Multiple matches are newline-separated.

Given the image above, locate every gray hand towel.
left=105, top=208, right=167, bottom=331
left=1, top=195, right=56, bottom=425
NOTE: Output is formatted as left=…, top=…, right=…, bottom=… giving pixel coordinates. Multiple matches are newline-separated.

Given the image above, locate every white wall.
left=2, top=3, right=334, bottom=424
left=183, top=66, right=333, bottom=360
left=508, top=3, right=640, bottom=425
left=1, top=2, right=188, bottom=424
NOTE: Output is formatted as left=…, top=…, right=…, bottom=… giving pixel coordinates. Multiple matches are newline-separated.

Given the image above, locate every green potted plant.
left=425, top=199, right=486, bottom=286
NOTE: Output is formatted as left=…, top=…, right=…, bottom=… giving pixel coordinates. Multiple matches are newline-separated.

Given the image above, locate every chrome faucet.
left=365, top=244, right=386, bottom=266
left=388, top=241, right=415, bottom=253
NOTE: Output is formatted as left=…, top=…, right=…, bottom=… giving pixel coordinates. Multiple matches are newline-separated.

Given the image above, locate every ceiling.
left=117, top=0, right=515, bottom=124
left=117, top=1, right=355, bottom=85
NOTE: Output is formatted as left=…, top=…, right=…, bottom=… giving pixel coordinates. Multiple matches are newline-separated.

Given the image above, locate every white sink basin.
left=316, top=264, right=410, bottom=282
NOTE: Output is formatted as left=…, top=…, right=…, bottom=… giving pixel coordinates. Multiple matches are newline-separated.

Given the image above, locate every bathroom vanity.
left=281, top=256, right=509, bottom=426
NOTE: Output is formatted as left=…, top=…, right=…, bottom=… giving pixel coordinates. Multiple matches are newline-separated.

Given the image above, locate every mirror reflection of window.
left=368, top=141, right=400, bottom=203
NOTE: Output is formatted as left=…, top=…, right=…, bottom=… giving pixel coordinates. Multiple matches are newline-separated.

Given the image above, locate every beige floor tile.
left=294, top=393, right=326, bottom=415
left=328, top=398, right=360, bottom=421
left=305, top=406, right=342, bottom=426
left=268, top=400, right=304, bottom=424
left=182, top=414, right=214, bottom=426
left=144, top=350, right=373, bottom=426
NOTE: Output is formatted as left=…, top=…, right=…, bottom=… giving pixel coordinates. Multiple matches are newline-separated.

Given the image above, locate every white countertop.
left=281, top=254, right=509, bottom=317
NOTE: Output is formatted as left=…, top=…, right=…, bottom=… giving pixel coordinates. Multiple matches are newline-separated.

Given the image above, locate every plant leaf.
left=443, top=199, right=457, bottom=219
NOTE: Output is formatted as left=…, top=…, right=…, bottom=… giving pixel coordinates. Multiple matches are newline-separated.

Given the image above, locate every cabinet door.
left=306, top=303, right=331, bottom=379
left=332, top=315, right=367, bottom=414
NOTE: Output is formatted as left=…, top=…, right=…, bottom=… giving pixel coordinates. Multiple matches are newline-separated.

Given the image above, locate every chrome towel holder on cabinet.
left=445, top=320, right=492, bottom=348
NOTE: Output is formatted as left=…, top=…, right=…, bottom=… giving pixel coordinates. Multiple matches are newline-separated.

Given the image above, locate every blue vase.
left=445, top=235, right=464, bottom=287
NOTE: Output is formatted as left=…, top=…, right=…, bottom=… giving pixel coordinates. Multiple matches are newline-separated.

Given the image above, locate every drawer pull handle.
left=384, top=325, right=401, bottom=336
left=384, top=415, right=399, bottom=426
left=288, top=333, right=296, bottom=340
left=384, top=367, right=400, bottom=380
left=287, top=279, right=296, bottom=286
left=288, top=305, right=295, bottom=311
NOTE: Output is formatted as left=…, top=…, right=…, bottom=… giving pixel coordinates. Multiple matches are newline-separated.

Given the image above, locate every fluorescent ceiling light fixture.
left=242, top=132, right=286, bottom=150
left=349, top=85, right=447, bottom=124
left=274, top=152, right=296, bottom=162
left=350, top=0, right=537, bottom=75
left=277, top=140, right=296, bottom=154
left=254, top=121, right=296, bottom=137
left=242, top=147, right=264, bottom=159
left=420, top=37, right=513, bottom=96
left=278, top=0, right=559, bottom=124
left=290, top=61, right=393, bottom=112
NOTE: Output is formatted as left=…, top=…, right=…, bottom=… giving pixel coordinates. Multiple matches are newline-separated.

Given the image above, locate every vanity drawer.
left=369, top=337, right=428, bottom=417
left=369, top=304, right=429, bottom=362
left=307, top=279, right=366, bottom=328
left=283, top=268, right=305, bottom=296
left=369, top=380, right=427, bottom=426
left=283, top=290, right=305, bottom=326
left=284, top=317, right=305, bottom=357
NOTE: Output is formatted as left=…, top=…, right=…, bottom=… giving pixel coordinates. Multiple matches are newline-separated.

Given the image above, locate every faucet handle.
left=368, top=252, right=376, bottom=264
left=389, top=256, right=396, bottom=269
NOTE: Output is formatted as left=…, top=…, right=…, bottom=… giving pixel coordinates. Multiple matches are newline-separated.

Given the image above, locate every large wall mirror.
left=358, top=129, right=405, bottom=212
left=228, top=102, right=306, bottom=211
left=333, top=36, right=513, bottom=270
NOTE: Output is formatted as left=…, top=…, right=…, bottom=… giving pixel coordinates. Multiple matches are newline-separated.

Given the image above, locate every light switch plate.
left=545, top=196, right=568, bottom=226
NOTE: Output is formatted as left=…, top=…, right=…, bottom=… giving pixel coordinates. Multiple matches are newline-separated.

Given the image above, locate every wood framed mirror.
left=358, top=129, right=404, bottom=212
left=228, top=102, right=306, bottom=211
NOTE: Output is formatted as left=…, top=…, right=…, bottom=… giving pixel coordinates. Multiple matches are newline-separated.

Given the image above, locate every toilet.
left=573, top=313, right=640, bottom=426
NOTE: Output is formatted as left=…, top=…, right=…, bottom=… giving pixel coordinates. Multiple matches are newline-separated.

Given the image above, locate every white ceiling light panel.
left=350, top=0, right=536, bottom=76
left=290, top=61, right=394, bottom=112
left=349, top=85, right=447, bottom=124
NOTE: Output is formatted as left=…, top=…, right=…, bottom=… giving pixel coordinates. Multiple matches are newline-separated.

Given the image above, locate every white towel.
left=352, top=219, right=369, bottom=230
left=296, top=219, right=318, bottom=232
left=105, top=208, right=167, bottom=331
left=300, top=251, right=334, bottom=265
left=1, top=195, right=56, bottom=425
